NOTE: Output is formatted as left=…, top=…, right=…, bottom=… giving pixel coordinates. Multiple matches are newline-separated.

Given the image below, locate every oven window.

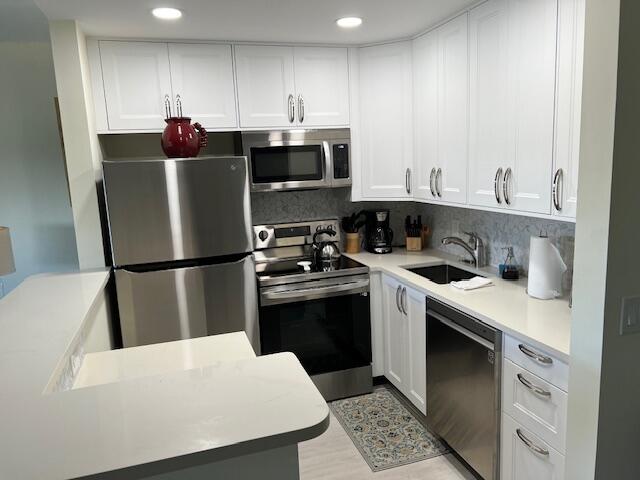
left=251, top=145, right=323, bottom=183
left=259, top=293, right=371, bottom=376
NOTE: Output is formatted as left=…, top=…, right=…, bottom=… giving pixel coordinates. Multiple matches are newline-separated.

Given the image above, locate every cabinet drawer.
left=504, top=335, right=569, bottom=391
left=501, top=413, right=565, bottom=480
left=502, top=359, right=567, bottom=453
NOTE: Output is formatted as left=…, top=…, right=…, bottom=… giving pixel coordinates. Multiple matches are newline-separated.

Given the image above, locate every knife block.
left=406, top=236, right=423, bottom=251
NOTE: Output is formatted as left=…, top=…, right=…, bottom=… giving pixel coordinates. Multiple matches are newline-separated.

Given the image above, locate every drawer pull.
left=517, top=373, right=551, bottom=398
left=516, top=428, right=550, bottom=457
left=518, top=344, right=553, bottom=365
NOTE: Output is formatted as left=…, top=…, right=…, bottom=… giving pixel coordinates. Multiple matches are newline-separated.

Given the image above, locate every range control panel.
left=253, top=219, right=340, bottom=250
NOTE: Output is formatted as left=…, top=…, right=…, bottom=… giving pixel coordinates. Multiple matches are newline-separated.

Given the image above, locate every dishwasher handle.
left=427, top=309, right=495, bottom=351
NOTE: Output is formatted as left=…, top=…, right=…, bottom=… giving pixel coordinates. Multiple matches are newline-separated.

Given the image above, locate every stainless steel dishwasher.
left=426, top=298, right=502, bottom=480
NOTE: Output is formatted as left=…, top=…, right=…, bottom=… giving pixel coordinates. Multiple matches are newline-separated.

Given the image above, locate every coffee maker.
left=365, top=210, right=393, bottom=254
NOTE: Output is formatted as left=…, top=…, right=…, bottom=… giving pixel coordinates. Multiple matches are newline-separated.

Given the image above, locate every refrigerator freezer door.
left=115, top=255, right=259, bottom=351
left=104, top=156, right=253, bottom=267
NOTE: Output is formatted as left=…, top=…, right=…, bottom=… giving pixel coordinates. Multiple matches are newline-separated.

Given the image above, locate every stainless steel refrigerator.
left=103, top=156, right=258, bottom=351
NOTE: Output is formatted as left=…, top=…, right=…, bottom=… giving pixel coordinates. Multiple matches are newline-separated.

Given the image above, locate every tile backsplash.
left=250, top=189, right=576, bottom=290
left=416, top=204, right=575, bottom=271
left=251, top=188, right=418, bottom=243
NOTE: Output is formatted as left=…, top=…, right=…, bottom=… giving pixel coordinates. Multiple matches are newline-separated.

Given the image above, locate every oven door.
left=259, top=276, right=371, bottom=379
left=249, top=142, right=330, bottom=191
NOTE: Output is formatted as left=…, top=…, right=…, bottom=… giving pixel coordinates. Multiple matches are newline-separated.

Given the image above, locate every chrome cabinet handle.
left=401, top=287, right=408, bottom=315
left=288, top=94, right=295, bottom=123
left=175, top=94, right=183, bottom=117
left=429, top=168, right=436, bottom=197
left=517, top=373, right=552, bottom=398
left=553, top=168, right=563, bottom=212
left=503, top=167, right=512, bottom=205
left=396, top=285, right=402, bottom=313
left=406, top=168, right=412, bottom=195
left=297, top=95, right=305, bottom=123
left=494, top=167, right=503, bottom=204
left=164, top=94, right=172, bottom=118
left=435, top=168, right=442, bottom=198
left=518, top=344, right=553, bottom=365
left=516, top=428, right=550, bottom=457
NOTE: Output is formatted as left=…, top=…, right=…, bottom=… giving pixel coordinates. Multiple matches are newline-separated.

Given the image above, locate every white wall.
left=49, top=20, right=105, bottom=270
left=0, top=1, right=78, bottom=294
left=563, top=0, right=640, bottom=478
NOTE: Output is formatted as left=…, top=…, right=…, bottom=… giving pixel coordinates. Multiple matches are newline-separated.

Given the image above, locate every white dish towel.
left=450, top=276, right=493, bottom=291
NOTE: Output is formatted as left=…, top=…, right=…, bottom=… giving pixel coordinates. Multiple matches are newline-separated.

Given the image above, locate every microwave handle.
left=323, top=141, right=332, bottom=186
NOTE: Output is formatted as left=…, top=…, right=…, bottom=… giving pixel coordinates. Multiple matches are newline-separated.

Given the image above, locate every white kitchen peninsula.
left=0, top=271, right=328, bottom=480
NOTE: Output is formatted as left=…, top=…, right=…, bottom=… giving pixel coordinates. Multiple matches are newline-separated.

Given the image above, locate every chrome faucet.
left=441, top=232, right=486, bottom=268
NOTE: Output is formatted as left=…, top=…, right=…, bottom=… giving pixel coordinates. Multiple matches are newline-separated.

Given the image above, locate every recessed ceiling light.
left=336, top=17, right=363, bottom=28
left=152, top=7, right=182, bottom=20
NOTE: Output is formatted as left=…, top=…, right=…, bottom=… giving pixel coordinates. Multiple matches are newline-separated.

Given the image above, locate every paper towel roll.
left=527, top=236, right=567, bottom=300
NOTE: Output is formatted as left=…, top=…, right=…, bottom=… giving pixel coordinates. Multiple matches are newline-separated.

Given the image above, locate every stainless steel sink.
left=405, top=264, right=483, bottom=285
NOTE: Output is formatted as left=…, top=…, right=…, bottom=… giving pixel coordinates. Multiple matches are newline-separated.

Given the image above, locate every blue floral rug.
left=329, top=386, right=448, bottom=471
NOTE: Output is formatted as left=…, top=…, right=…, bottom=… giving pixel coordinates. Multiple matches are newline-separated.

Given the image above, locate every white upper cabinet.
left=168, top=44, right=237, bottom=129
left=99, top=41, right=173, bottom=131
left=413, top=14, right=468, bottom=204
left=234, top=45, right=296, bottom=128
left=96, top=41, right=237, bottom=131
left=359, top=42, right=413, bottom=199
left=468, top=0, right=510, bottom=209
left=235, top=45, right=350, bottom=129
left=504, top=0, right=557, bottom=214
left=552, top=0, right=585, bottom=219
left=293, top=47, right=350, bottom=127
left=469, top=0, right=558, bottom=214
left=412, top=30, right=438, bottom=201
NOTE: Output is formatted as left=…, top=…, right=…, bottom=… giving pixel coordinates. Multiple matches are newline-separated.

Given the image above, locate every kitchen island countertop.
left=0, top=270, right=328, bottom=480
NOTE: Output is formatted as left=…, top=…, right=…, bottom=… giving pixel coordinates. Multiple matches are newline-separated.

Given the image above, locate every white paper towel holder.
left=527, top=235, right=567, bottom=300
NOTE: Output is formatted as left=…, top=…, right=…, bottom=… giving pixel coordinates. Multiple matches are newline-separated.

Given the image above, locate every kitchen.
left=0, top=0, right=636, bottom=479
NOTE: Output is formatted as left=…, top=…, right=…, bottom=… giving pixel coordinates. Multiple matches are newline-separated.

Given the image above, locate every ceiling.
left=33, top=0, right=478, bottom=45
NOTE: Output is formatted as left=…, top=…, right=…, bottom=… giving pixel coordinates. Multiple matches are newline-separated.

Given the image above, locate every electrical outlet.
left=620, top=296, right=640, bottom=336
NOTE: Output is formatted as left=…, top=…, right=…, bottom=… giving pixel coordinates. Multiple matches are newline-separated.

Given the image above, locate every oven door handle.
left=261, top=279, right=370, bottom=306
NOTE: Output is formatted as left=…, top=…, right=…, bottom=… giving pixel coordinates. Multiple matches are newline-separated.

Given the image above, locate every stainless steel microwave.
left=241, top=129, right=351, bottom=192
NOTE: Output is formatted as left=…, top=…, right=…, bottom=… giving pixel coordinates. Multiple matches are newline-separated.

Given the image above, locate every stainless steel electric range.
left=254, top=219, right=372, bottom=401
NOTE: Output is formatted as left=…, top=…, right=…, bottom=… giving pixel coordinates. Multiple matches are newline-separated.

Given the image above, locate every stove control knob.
left=258, top=230, right=269, bottom=241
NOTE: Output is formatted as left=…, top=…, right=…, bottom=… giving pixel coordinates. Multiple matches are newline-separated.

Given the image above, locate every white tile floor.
left=299, top=412, right=477, bottom=480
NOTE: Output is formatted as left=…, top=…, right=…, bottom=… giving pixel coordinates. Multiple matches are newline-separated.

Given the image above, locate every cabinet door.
left=293, top=47, right=350, bottom=127
left=404, top=286, right=427, bottom=415
left=412, top=30, right=439, bottom=201
left=359, top=42, right=413, bottom=199
left=504, top=0, right=557, bottom=214
left=435, top=14, right=469, bottom=204
left=99, top=41, right=172, bottom=131
left=382, top=275, right=406, bottom=391
left=501, top=414, right=565, bottom=480
left=168, top=44, right=237, bottom=129
left=235, top=45, right=295, bottom=128
left=552, top=0, right=585, bottom=218
left=468, top=0, right=509, bottom=208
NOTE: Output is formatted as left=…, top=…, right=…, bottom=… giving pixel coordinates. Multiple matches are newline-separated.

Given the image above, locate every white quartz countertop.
left=0, top=271, right=329, bottom=480
left=344, top=249, right=571, bottom=361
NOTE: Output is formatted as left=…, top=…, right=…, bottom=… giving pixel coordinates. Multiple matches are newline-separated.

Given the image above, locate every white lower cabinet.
left=501, top=335, right=568, bottom=479
left=501, top=414, right=565, bottom=480
left=381, top=274, right=426, bottom=415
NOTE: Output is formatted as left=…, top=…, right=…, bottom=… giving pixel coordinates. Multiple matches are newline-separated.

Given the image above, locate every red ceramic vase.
left=161, top=117, right=208, bottom=158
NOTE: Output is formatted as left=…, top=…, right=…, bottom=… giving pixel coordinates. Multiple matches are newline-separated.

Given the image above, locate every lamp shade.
left=0, top=227, right=15, bottom=276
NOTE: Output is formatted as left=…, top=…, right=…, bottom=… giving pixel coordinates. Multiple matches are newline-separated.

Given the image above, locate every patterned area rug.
left=329, top=386, right=448, bottom=472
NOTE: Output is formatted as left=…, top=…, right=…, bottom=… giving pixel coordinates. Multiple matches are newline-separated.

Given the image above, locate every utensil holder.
left=406, top=236, right=422, bottom=251
left=345, top=233, right=361, bottom=253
